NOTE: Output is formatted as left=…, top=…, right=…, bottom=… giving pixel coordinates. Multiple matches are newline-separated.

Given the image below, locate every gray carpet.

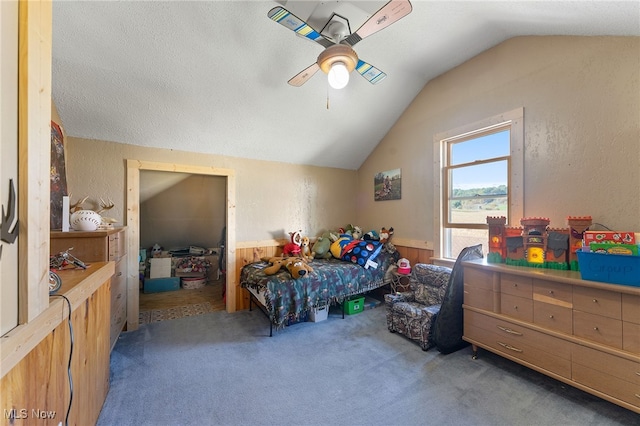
left=98, top=306, right=638, bottom=426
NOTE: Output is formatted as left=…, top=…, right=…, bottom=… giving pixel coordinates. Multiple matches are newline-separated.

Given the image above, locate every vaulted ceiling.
left=52, top=1, right=640, bottom=170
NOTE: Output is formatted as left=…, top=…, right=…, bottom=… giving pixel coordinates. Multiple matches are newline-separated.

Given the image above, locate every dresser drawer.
left=464, top=267, right=494, bottom=291
left=111, top=260, right=126, bottom=302
left=464, top=313, right=570, bottom=378
left=465, top=309, right=570, bottom=359
left=573, top=344, right=640, bottom=385
left=111, top=276, right=126, bottom=314
left=573, top=310, right=622, bottom=349
left=533, top=301, right=572, bottom=334
left=501, top=293, right=533, bottom=322
left=622, top=293, right=640, bottom=324
left=501, top=274, right=532, bottom=298
left=110, top=297, right=126, bottom=349
left=624, top=322, right=640, bottom=354
left=572, top=363, right=640, bottom=409
left=533, top=279, right=572, bottom=305
left=464, top=283, right=494, bottom=311
left=573, top=286, right=621, bottom=320
left=108, top=230, right=126, bottom=261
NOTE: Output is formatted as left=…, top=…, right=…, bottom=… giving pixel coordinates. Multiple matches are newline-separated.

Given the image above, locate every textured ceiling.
left=52, top=1, right=640, bottom=170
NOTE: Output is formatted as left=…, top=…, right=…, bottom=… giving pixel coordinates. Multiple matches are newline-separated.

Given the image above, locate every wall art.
left=374, top=168, right=401, bottom=201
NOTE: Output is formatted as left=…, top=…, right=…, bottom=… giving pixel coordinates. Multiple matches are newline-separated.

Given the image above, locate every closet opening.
left=126, top=160, right=236, bottom=332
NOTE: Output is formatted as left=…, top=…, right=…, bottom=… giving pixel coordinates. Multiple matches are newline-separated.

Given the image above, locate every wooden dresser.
left=51, top=227, right=127, bottom=351
left=462, top=259, right=640, bottom=413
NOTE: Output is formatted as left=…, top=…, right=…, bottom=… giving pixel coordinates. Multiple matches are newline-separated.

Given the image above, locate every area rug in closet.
left=138, top=302, right=214, bottom=325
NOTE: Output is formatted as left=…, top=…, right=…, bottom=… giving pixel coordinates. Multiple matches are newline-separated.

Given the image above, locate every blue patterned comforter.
left=240, top=251, right=397, bottom=327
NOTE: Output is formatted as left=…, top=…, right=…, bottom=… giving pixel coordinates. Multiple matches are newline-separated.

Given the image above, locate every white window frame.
left=433, top=108, right=524, bottom=264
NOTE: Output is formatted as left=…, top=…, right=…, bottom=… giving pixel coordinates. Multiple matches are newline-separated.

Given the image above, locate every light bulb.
left=327, top=62, right=349, bottom=89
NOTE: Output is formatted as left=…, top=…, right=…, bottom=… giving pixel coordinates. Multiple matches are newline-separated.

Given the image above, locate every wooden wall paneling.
left=395, top=245, right=433, bottom=266
left=0, top=271, right=111, bottom=425
left=234, top=243, right=282, bottom=311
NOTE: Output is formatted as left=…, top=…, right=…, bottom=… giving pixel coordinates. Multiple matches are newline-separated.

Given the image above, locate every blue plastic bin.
left=576, top=251, right=640, bottom=287
left=143, top=276, right=180, bottom=293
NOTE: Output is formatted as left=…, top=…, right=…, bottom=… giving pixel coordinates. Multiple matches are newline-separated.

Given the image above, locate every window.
left=434, top=108, right=523, bottom=261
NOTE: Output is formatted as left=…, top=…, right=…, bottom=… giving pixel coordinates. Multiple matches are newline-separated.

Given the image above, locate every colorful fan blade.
left=288, top=63, right=321, bottom=87
left=343, top=0, right=412, bottom=47
left=268, top=7, right=334, bottom=48
left=355, top=60, right=387, bottom=85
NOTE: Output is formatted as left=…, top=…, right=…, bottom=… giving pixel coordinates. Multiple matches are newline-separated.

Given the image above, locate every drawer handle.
left=117, top=272, right=123, bottom=277
left=116, top=294, right=122, bottom=299
left=497, top=325, right=523, bottom=336
left=549, top=315, right=554, bottom=319
left=498, top=342, right=523, bottom=353
left=548, top=290, right=554, bottom=295
left=593, top=326, right=599, bottom=331
left=592, top=299, right=598, bottom=303
left=513, top=305, right=518, bottom=310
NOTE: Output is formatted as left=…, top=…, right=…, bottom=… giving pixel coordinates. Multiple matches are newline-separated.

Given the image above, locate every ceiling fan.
left=268, top=0, right=413, bottom=89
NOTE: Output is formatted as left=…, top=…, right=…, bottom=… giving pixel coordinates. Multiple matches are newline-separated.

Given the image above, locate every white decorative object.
left=70, top=209, right=102, bottom=231
left=62, top=196, right=70, bottom=232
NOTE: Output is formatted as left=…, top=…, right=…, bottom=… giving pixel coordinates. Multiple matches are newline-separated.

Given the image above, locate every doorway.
left=125, top=160, right=236, bottom=332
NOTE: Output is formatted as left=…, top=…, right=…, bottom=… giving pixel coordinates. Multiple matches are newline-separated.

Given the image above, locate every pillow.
left=341, top=240, right=383, bottom=269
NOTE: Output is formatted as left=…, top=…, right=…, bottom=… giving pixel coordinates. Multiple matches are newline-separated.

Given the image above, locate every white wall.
left=358, top=36, right=640, bottom=245
left=139, top=172, right=226, bottom=250
left=64, top=138, right=358, bottom=242
left=0, top=0, right=19, bottom=335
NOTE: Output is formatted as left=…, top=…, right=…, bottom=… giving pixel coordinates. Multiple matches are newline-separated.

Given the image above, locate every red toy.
left=282, top=230, right=302, bottom=257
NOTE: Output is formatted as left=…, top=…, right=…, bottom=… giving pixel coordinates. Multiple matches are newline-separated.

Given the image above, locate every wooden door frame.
left=125, top=160, right=236, bottom=331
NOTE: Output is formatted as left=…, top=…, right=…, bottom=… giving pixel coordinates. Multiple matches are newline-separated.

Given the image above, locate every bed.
left=240, top=250, right=399, bottom=335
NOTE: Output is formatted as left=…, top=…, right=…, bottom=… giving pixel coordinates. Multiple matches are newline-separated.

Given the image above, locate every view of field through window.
left=445, top=129, right=510, bottom=258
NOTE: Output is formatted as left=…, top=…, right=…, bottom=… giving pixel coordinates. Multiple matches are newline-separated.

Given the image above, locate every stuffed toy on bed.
left=261, top=256, right=314, bottom=279
left=330, top=234, right=354, bottom=259
left=282, top=230, right=302, bottom=257
left=342, top=240, right=384, bottom=269
left=300, top=236, right=313, bottom=261
left=311, top=231, right=336, bottom=260
left=330, top=234, right=383, bottom=269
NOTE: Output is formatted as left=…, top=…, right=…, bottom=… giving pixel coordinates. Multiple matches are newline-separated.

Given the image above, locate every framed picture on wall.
left=50, top=121, right=68, bottom=230
left=374, top=168, right=401, bottom=201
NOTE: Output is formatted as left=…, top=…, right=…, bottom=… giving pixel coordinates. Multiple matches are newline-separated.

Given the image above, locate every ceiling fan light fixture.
left=317, top=44, right=358, bottom=90
left=328, top=62, right=350, bottom=89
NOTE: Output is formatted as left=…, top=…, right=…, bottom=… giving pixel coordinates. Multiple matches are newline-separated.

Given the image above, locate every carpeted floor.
left=138, top=302, right=215, bottom=325
left=100, top=306, right=638, bottom=426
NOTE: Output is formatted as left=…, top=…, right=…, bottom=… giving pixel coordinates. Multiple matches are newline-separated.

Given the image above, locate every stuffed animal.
left=311, top=231, right=336, bottom=260
left=340, top=224, right=362, bottom=240
left=379, top=227, right=394, bottom=244
left=363, top=230, right=379, bottom=241
left=282, top=230, right=302, bottom=257
left=300, top=236, right=313, bottom=261
left=351, top=226, right=363, bottom=240
left=384, top=241, right=397, bottom=254
left=261, top=256, right=313, bottom=279
left=330, top=233, right=354, bottom=259
left=380, top=227, right=396, bottom=254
